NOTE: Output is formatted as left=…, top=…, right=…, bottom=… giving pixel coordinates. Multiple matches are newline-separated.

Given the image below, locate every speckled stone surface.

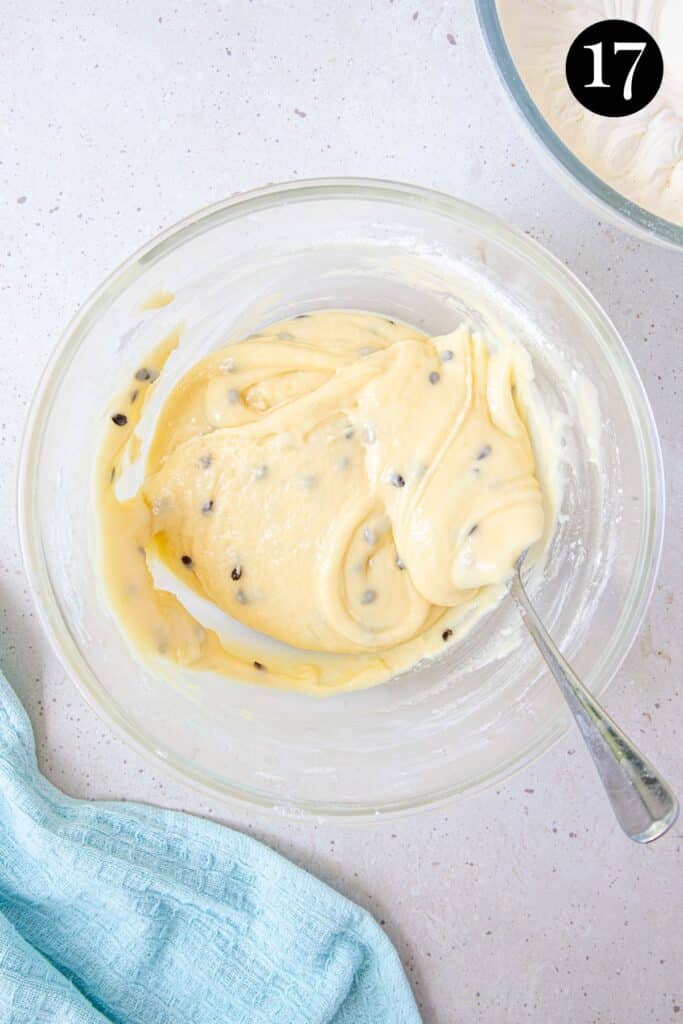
left=1, top=2, right=681, bottom=1022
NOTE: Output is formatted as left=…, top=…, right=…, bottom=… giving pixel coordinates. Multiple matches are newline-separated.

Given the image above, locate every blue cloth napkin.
left=0, top=668, right=421, bottom=1024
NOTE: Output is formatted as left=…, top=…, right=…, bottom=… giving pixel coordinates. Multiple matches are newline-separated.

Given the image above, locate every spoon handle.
left=510, top=570, right=679, bottom=844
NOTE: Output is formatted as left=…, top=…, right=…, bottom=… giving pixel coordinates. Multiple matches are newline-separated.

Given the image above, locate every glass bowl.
left=475, top=0, right=683, bottom=251
left=18, top=178, right=664, bottom=817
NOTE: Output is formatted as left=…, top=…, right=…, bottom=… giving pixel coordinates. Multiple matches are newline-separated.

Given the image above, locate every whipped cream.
left=497, top=0, right=683, bottom=226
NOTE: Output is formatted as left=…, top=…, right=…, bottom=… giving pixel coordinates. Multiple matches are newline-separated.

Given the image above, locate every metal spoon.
left=511, top=553, right=678, bottom=844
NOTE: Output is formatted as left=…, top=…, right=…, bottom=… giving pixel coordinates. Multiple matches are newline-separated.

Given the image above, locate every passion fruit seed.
left=440, top=350, right=453, bottom=363
left=231, top=566, right=242, bottom=581
left=135, top=367, right=152, bottom=381
left=389, top=472, right=405, bottom=488
left=442, top=628, right=453, bottom=642
left=468, top=523, right=479, bottom=536
left=111, top=413, right=127, bottom=426
left=477, top=445, right=492, bottom=461
left=360, top=589, right=377, bottom=605
left=130, top=389, right=139, bottom=403
left=181, top=554, right=193, bottom=567
left=429, top=371, right=440, bottom=385
left=253, top=660, right=266, bottom=671
left=201, top=500, right=214, bottom=514
left=236, top=590, right=247, bottom=604
left=198, top=453, right=212, bottom=469
left=396, top=556, right=406, bottom=570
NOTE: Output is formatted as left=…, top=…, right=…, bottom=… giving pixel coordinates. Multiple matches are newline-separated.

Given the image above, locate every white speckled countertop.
left=1, top=2, right=681, bottom=1021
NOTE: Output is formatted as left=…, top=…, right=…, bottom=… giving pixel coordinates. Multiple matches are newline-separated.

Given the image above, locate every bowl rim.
left=17, top=176, right=666, bottom=819
left=474, top=0, right=683, bottom=251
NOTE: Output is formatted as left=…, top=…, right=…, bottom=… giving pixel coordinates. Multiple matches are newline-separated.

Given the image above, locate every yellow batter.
left=98, top=311, right=545, bottom=694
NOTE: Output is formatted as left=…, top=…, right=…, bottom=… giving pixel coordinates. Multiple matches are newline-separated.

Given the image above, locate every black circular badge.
left=565, top=19, right=663, bottom=117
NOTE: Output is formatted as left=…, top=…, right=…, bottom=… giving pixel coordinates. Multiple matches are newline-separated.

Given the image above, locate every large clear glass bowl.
left=18, top=179, right=664, bottom=817
left=475, top=0, right=683, bottom=251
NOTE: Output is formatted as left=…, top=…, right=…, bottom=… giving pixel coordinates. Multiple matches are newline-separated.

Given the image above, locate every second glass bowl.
left=476, top=0, right=683, bottom=251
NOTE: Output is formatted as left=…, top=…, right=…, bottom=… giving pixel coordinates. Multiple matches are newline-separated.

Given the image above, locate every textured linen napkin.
left=0, top=668, right=420, bottom=1024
